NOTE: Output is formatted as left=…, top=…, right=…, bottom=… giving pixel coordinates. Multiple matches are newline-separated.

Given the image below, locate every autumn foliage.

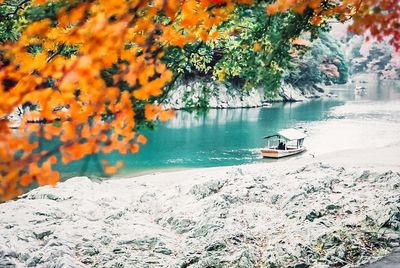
left=267, top=0, right=400, bottom=50
left=0, top=0, right=399, bottom=200
left=0, top=0, right=248, bottom=200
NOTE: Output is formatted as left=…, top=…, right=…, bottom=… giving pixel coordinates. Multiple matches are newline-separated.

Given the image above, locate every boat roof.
left=264, top=128, right=307, bottom=141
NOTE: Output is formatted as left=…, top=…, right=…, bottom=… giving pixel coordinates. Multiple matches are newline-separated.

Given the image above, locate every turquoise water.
left=56, top=97, right=346, bottom=177
left=55, top=78, right=400, bottom=178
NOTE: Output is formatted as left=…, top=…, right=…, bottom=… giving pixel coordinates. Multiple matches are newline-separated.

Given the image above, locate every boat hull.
left=260, top=147, right=306, bottom=159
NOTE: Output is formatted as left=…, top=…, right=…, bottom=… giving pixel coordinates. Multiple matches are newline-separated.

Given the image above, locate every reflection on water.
left=330, top=74, right=400, bottom=102
left=167, top=108, right=261, bottom=129
left=55, top=77, right=400, bottom=177
left=57, top=99, right=346, bottom=177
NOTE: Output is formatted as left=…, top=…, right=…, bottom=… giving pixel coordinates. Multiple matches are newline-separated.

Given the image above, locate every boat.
left=261, top=128, right=307, bottom=158
left=355, top=85, right=367, bottom=96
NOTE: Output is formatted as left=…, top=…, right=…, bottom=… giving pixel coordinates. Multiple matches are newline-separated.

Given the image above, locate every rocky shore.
left=0, top=146, right=399, bottom=267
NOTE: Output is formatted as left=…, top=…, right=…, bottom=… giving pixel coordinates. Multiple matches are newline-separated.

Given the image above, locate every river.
left=56, top=75, right=400, bottom=178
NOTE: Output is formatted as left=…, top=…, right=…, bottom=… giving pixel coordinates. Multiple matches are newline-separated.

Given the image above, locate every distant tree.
left=287, top=32, right=348, bottom=87
left=266, top=0, right=400, bottom=50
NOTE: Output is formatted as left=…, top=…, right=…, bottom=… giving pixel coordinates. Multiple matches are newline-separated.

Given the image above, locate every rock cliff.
left=162, top=80, right=324, bottom=110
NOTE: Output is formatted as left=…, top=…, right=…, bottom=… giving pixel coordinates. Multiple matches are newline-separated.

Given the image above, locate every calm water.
left=56, top=77, right=400, bottom=178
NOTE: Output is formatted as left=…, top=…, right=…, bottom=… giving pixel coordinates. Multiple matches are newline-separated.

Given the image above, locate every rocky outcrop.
left=0, top=163, right=399, bottom=267
left=162, top=80, right=265, bottom=109
left=268, top=82, right=324, bottom=102
left=270, top=82, right=307, bottom=102
left=162, top=80, right=324, bottom=110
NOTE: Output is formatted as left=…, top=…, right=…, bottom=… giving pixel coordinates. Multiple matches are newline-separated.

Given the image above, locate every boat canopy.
left=264, top=128, right=307, bottom=141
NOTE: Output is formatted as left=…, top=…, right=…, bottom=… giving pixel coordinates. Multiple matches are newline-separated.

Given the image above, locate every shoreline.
left=115, top=141, right=400, bottom=184
left=114, top=166, right=200, bottom=180
left=0, top=140, right=399, bottom=267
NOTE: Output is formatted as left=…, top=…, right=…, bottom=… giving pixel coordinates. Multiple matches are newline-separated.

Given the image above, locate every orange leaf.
left=130, top=144, right=140, bottom=153
left=104, top=165, right=118, bottom=175
left=158, top=110, right=175, bottom=122
left=137, top=135, right=147, bottom=144
left=48, top=156, right=58, bottom=164
left=20, top=175, right=33, bottom=187
left=49, top=171, right=60, bottom=186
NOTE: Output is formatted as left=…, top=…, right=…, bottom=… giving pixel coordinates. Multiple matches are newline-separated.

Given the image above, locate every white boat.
left=355, top=86, right=367, bottom=96
left=261, top=128, right=307, bottom=158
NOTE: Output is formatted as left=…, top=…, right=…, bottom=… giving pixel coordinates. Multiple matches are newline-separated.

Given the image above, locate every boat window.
left=286, top=140, right=298, bottom=148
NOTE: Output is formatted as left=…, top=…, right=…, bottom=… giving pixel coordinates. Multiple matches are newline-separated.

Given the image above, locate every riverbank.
left=162, top=79, right=327, bottom=110
left=0, top=143, right=399, bottom=267
left=161, top=72, right=387, bottom=110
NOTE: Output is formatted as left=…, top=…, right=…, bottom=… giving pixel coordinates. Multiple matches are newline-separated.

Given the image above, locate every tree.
left=0, top=0, right=247, bottom=200
left=286, top=32, right=349, bottom=87
left=266, top=0, right=400, bottom=51
left=160, top=1, right=322, bottom=108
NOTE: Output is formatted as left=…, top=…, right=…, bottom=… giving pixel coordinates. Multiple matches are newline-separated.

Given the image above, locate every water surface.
left=56, top=76, right=400, bottom=177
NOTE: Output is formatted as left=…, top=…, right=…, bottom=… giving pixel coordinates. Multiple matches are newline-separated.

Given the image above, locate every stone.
left=33, top=230, right=53, bottom=240
left=190, top=179, right=227, bottom=200
left=205, top=240, right=226, bottom=251
left=191, top=224, right=222, bottom=238
left=154, top=246, right=172, bottom=255
left=294, top=263, right=310, bottom=268
left=234, top=249, right=256, bottom=268
left=180, top=256, right=200, bottom=268
left=199, top=257, right=224, bottom=268
left=306, top=210, right=323, bottom=222
left=168, top=218, right=196, bottom=234
left=358, top=170, right=371, bottom=180
left=271, top=194, right=282, bottom=205
left=278, top=82, right=307, bottom=102
left=26, top=256, right=41, bottom=267
left=326, top=204, right=341, bottom=211
left=81, top=245, right=99, bottom=256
